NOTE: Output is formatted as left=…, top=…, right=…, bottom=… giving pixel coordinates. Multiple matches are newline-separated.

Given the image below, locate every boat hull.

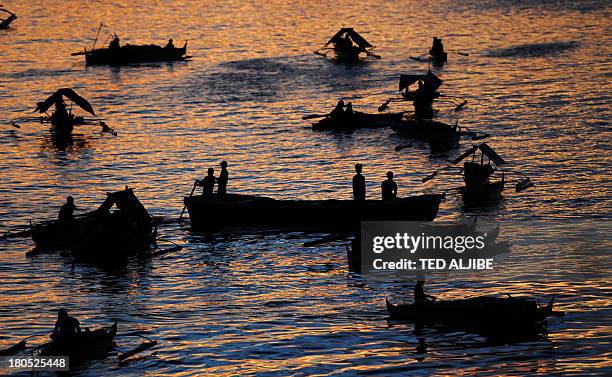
left=386, top=296, right=554, bottom=325
left=313, top=111, right=404, bottom=131
left=185, top=193, right=443, bottom=231
left=30, top=189, right=154, bottom=262
left=83, top=45, right=188, bottom=65
left=391, top=118, right=461, bottom=150
left=460, top=181, right=504, bottom=207
left=40, top=323, right=117, bottom=364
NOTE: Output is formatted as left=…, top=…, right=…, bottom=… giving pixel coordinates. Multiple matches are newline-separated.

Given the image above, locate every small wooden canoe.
left=386, top=296, right=560, bottom=325
left=312, top=111, right=404, bottom=131
left=40, top=323, right=117, bottom=364
left=390, top=118, right=461, bottom=150
left=76, top=42, right=188, bottom=65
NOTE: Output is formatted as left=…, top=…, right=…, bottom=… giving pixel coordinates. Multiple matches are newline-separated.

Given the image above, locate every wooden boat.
left=74, top=42, right=188, bottom=66
left=40, top=323, right=117, bottom=364
left=312, top=111, right=404, bottom=131
left=386, top=296, right=561, bottom=326
left=390, top=117, right=461, bottom=150
left=453, top=144, right=507, bottom=207
left=185, top=193, right=443, bottom=231
left=0, top=8, right=17, bottom=29
left=31, top=188, right=154, bottom=262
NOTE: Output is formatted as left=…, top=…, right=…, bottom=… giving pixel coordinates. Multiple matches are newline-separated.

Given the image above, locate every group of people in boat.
left=334, top=34, right=354, bottom=51
left=411, top=77, right=441, bottom=119
left=197, top=161, right=229, bottom=197
left=330, top=100, right=354, bottom=119
left=109, top=36, right=176, bottom=50
left=352, top=163, right=398, bottom=201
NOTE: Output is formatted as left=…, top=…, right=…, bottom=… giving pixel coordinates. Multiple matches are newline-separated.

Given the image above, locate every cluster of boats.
left=0, top=22, right=556, bottom=368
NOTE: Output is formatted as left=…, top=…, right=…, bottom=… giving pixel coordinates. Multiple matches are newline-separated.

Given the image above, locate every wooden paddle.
left=178, top=181, right=198, bottom=222
left=0, top=338, right=28, bottom=356
left=395, top=143, right=413, bottom=151
left=378, top=100, right=391, bottom=112
left=118, top=340, right=158, bottom=361
left=100, top=121, right=117, bottom=136
left=302, top=113, right=329, bottom=120
left=366, top=51, right=381, bottom=59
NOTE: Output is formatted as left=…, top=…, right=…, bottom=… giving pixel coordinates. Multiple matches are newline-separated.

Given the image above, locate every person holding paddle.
left=197, top=168, right=216, bottom=197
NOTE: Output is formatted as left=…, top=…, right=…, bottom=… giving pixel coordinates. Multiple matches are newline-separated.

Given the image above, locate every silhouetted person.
left=58, top=196, right=75, bottom=223
left=381, top=171, right=397, bottom=200
left=430, top=37, right=444, bottom=55
left=330, top=100, right=345, bottom=118
left=197, top=168, right=216, bottom=197
left=413, top=79, right=438, bottom=119
left=335, top=34, right=353, bottom=51
left=49, top=99, right=72, bottom=130
left=414, top=280, right=436, bottom=305
left=352, top=163, right=366, bottom=200
left=165, top=39, right=174, bottom=48
left=345, top=102, right=353, bottom=114
left=217, top=161, right=229, bottom=195
left=109, top=35, right=120, bottom=49
left=51, top=309, right=81, bottom=341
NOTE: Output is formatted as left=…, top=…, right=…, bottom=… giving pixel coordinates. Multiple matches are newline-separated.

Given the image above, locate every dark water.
left=0, top=0, right=610, bottom=375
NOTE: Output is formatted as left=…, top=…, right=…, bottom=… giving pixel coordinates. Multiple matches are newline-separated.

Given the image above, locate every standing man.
left=217, top=161, right=229, bottom=196
left=352, top=163, right=366, bottom=200
left=381, top=171, right=398, bottom=200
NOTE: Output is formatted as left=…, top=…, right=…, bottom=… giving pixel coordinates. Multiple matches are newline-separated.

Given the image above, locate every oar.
left=454, top=100, right=468, bottom=111
left=0, top=337, right=31, bottom=356
left=71, top=51, right=87, bottom=56
left=314, top=50, right=327, bottom=58
left=302, top=113, right=329, bottom=120
left=366, top=51, right=381, bottom=59
left=457, top=51, right=469, bottom=56
left=100, top=121, right=117, bottom=136
left=303, top=233, right=351, bottom=247
left=118, top=340, right=158, bottom=361
left=515, top=177, right=534, bottom=192
left=178, top=181, right=197, bottom=222
left=378, top=100, right=390, bottom=112
left=422, top=171, right=438, bottom=183
left=395, top=143, right=413, bottom=151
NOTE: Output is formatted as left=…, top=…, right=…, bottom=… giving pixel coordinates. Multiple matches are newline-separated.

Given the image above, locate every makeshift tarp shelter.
left=452, top=143, right=506, bottom=166
left=35, top=88, right=96, bottom=116
left=399, top=70, right=443, bottom=92
left=326, top=28, right=373, bottom=49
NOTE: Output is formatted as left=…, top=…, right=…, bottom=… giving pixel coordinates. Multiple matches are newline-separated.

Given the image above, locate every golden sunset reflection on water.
left=0, top=0, right=610, bottom=376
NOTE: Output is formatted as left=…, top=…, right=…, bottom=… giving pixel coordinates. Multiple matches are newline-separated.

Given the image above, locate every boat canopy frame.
left=325, top=28, right=373, bottom=50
